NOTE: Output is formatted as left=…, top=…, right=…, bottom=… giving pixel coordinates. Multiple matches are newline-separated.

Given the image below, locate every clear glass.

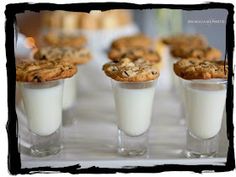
left=62, top=74, right=78, bottom=126
left=63, top=74, right=77, bottom=110
left=185, top=130, right=219, bottom=158
left=111, top=79, right=157, bottom=156
left=170, top=56, right=186, bottom=124
left=170, top=58, right=180, bottom=93
left=30, top=126, right=62, bottom=157
left=118, top=129, right=148, bottom=156
left=182, top=79, right=227, bottom=158
left=20, top=80, right=64, bottom=157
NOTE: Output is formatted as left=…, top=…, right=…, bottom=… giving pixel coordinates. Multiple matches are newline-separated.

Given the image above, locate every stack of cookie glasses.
left=16, top=60, right=77, bottom=157
left=108, top=34, right=163, bottom=70
left=34, top=32, right=92, bottom=125
left=103, top=34, right=162, bottom=156
left=41, top=10, right=139, bottom=51
left=173, top=58, right=228, bottom=158
left=161, top=34, right=222, bottom=124
left=161, top=34, right=208, bottom=95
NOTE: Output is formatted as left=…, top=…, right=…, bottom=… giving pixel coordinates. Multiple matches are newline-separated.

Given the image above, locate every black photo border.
left=5, top=2, right=235, bottom=175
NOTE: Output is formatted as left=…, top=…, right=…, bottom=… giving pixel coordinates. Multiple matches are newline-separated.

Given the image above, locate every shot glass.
left=182, top=79, right=227, bottom=158
left=63, top=75, right=77, bottom=109
left=167, top=55, right=180, bottom=93
left=20, top=80, right=64, bottom=157
left=62, top=74, right=77, bottom=126
left=170, top=56, right=186, bottom=124
left=111, top=79, right=157, bottom=156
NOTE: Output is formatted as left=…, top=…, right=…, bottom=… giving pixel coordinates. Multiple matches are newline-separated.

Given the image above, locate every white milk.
left=113, top=86, right=155, bottom=136
left=63, top=75, right=77, bottom=109
left=185, top=84, right=226, bottom=139
left=21, top=83, right=63, bottom=136
left=170, top=57, right=183, bottom=97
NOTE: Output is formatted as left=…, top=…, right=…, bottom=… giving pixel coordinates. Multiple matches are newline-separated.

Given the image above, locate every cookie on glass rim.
left=108, top=47, right=161, bottom=63
left=161, top=34, right=208, bottom=48
left=111, top=34, right=152, bottom=50
left=171, top=46, right=222, bottom=61
left=43, top=32, right=87, bottom=48
left=173, top=58, right=228, bottom=80
left=16, top=59, right=77, bottom=82
left=34, top=46, right=92, bottom=65
left=103, top=57, right=159, bottom=82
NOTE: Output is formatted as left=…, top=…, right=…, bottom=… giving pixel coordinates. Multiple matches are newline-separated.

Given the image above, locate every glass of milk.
left=62, top=75, right=77, bottom=110
left=182, top=79, right=227, bottom=158
left=170, top=56, right=186, bottom=124
left=111, top=79, right=157, bottom=156
left=62, top=74, right=77, bottom=126
left=20, top=80, right=64, bottom=157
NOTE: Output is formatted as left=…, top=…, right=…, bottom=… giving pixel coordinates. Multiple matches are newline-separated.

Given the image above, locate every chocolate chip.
left=122, top=71, right=129, bottom=77
left=111, top=66, right=118, bottom=72
left=41, top=55, right=47, bottom=60
left=151, top=71, right=158, bottom=75
left=33, top=75, right=41, bottom=82
left=189, top=61, right=195, bottom=64
left=123, top=70, right=136, bottom=77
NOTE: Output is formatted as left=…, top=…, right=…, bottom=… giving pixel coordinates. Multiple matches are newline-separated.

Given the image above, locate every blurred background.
left=16, top=9, right=227, bottom=55
left=134, top=9, right=227, bottom=55
left=15, top=9, right=228, bottom=92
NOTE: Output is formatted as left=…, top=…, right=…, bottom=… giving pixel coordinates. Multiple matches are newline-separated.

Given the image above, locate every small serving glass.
left=111, top=79, right=157, bottom=156
left=181, top=79, right=227, bottom=158
left=19, top=80, right=64, bottom=157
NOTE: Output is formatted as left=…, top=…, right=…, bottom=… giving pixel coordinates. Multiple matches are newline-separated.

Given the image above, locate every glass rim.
left=180, top=78, right=227, bottom=85
left=16, top=79, right=64, bottom=85
left=111, top=78, right=157, bottom=84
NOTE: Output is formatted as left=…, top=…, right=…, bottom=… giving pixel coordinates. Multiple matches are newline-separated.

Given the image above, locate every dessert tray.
left=16, top=52, right=228, bottom=169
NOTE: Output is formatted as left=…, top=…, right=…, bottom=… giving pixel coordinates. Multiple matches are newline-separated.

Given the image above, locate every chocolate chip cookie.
left=34, top=46, right=92, bottom=65
left=16, top=60, right=77, bottom=82
left=44, top=32, right=87, bottom=47
left=108, top=47, right=161, bottom=64
left=103, top=58, right=159, bottom=82
left=173, top=58, right=228, bottom=80
left=162, top=34, right=208, bottom=48
left=171, top=46, right=222, bottom=60
left=111, top=34, right=152, bottom=49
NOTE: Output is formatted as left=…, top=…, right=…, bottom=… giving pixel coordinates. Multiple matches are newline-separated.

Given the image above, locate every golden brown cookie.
left=44, top=32, right=87, bottom=47
left=108, top=47, right=161, bottom=64
left=173, top=58, right=228, bottom=80
left=161, top=34, right=208, bottom=48
left=171, top=46, right=221, bottom=60
left=111, top=34, right=152, bottom=49
left=16, top=60, right=77, bottom=82
left=103, top=58, right=159, bottom=82
left=34, top=46, right=92, bottom=65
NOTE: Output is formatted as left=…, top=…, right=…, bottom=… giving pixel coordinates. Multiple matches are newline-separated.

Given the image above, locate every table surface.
left=17, top=51, right=228, bottom=169
left=17, top=86, right=228, bottom=169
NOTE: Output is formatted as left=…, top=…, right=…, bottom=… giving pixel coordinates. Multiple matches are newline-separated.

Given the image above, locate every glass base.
left=184, top=150, right=216, bottom=158
left=31, top=144, right=63, bottom=157
left=30, top=127, right=63, bottom=157
left=118, top=129, right=148, bottom=157
left=118, top=148, right=147, bottom=156
left=185, top=130, right=218, bottom=158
